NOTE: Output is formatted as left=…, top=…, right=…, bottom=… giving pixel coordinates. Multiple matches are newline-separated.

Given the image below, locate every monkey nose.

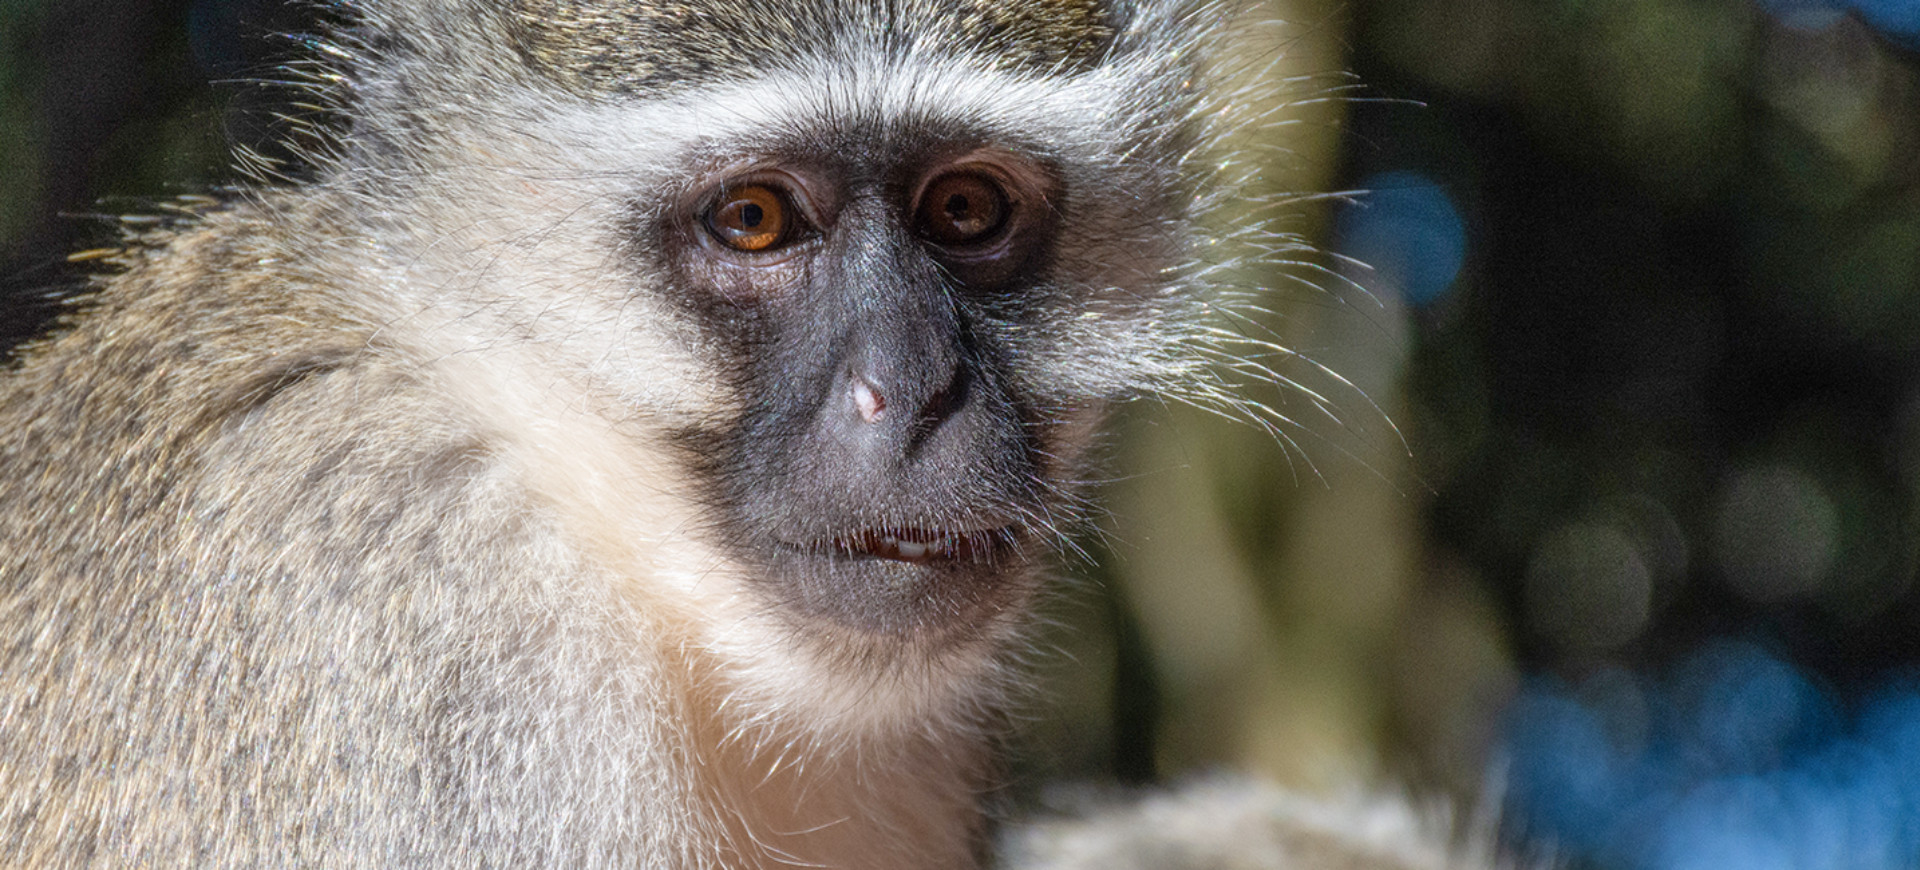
left=851, top=375, right=887, bottom=423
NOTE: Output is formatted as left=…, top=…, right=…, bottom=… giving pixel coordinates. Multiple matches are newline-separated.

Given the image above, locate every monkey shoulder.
left=0, top=191, right=687, bottom=865
left=0, top=193, right=468, bottom=561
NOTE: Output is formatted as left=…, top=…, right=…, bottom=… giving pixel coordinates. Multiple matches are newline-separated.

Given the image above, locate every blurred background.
left=6, top=1, right=1920, bottom=866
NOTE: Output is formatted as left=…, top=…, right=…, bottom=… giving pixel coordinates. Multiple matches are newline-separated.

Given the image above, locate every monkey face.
left=659, top=146, right=1069, bottom=639
left=361, top=4, right=1210, bottom=678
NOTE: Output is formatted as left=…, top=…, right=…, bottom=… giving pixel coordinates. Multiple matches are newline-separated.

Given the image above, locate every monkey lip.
left=826, top=527, right=1016, bottom=565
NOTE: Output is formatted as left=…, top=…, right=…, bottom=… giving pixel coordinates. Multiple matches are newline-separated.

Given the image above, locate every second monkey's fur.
left=0, top=0, right=1375, bottom=868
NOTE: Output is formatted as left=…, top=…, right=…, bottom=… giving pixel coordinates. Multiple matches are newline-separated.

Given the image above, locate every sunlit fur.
left=1003, top=777, right=1511, bottom=870
left=0, top=1, right=1402, bottom=868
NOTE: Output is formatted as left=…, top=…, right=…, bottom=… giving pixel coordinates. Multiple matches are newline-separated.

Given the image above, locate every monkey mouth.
left=764, top=523, right=1034, bottom=635
left=824, top=526, right=1018, bottom=565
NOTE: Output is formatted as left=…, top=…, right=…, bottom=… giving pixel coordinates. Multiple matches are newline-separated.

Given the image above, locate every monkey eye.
left=915, top=172, right=1010, bottom=247
left=706, top=183, right=795, bottom=253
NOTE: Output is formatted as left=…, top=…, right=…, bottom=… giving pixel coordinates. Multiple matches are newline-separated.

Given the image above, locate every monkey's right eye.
left=705, top=184, right=794, bottom=253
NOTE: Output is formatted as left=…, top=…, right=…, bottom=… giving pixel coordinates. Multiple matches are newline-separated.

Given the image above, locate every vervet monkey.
left=0, top=1, right=1496, bottom=867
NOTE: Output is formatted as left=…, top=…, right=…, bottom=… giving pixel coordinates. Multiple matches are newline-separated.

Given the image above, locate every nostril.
left=920, top=368, right=967, bottom=426
left=851, top=375, right=886, bottom=423
left=901, top=368, right=970, bottom=453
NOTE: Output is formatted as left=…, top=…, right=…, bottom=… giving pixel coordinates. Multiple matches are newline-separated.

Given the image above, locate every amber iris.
left=917, top=172, right=1009, bottom=246
left=707, top=184, right=791, bottom=252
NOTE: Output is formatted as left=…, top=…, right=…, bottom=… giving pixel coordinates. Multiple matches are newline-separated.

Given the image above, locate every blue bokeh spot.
left=1337, top=170, right=1467, bottom=309
left=1851, top=0, right=1920, bottom=42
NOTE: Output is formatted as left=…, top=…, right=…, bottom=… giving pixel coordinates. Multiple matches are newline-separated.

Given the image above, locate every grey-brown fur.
left=509, top=0, right=1115, bottom=94
left=1, top=197, right=664, bottom=864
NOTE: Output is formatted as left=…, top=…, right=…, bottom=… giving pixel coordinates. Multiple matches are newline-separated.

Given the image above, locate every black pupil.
left=740, top=202, right=764, bottom=229
left=945, top=194, right=970, bottom=219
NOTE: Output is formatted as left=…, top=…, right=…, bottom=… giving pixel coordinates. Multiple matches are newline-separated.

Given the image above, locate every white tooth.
left=896, top=541, right=927, bottom=560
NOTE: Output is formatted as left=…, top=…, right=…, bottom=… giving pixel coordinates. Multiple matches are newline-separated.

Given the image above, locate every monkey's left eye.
left=706, top=184, right=795, bottom=253
left=915, top=172, right=1010, bottom=248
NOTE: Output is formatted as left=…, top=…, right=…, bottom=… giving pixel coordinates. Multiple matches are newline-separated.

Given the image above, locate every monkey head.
left=321, top=0, right=1228, bottom=728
